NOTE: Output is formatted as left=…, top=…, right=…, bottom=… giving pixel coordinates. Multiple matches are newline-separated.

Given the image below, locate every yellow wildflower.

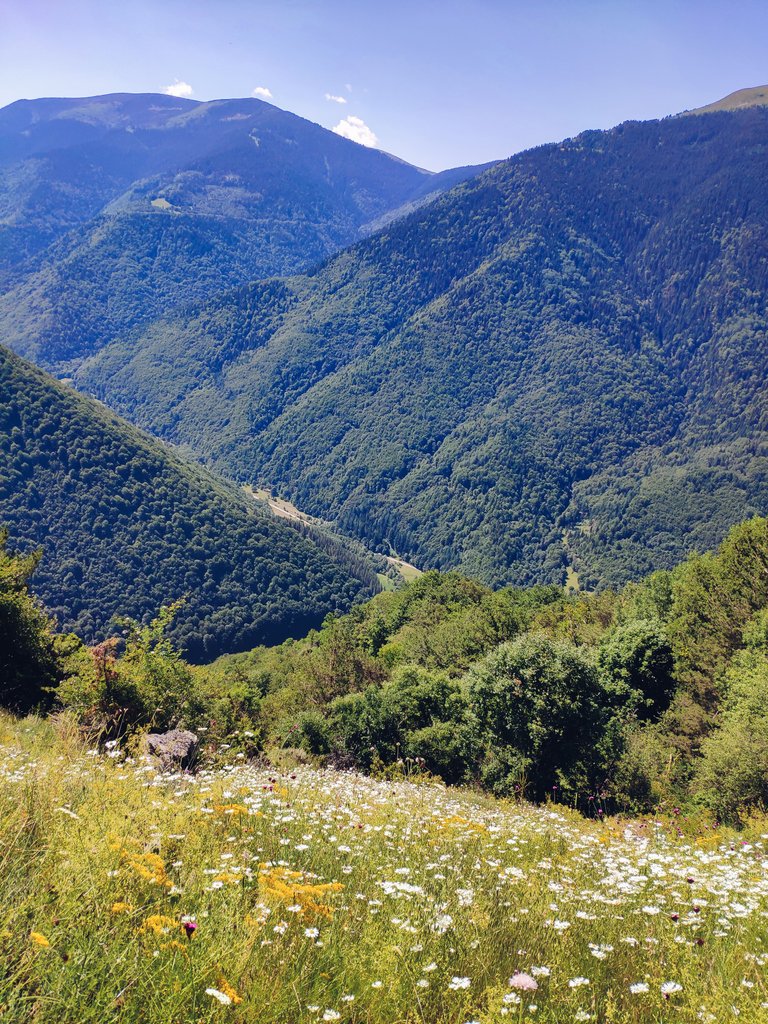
left=438, top=814, right=488, bottom=835
left=30, top=931, right=50, bottom=947
left=217, top=978, right=243, bottom=1005
left=139, top=914, right=179, bottom=936
left=214, top=870, right=240, bottom=885
left=111, top=902, right=133, bottom=914
left=122, top=850, right=171, bottom=888
left=214, top=803, right=249, bottom=817
left=258, top=865, right=344, bottom=919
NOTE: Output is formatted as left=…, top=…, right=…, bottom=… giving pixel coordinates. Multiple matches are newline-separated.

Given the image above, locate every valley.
left=248, top=485, right=423, bottom=584
left=62, top=103, right=768, bottom=592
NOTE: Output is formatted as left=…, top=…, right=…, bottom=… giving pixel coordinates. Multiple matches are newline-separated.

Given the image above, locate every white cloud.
left=331, top=115, right=378, bottom=148
left=252, top=86, right=273, bottom=100
left=325, top=93, right=347, bottom=104
left=163, top=80, right=194, bottom=98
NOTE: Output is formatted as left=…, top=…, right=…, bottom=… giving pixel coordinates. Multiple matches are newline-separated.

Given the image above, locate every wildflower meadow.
left=3, top=713, right=768, bottom=1023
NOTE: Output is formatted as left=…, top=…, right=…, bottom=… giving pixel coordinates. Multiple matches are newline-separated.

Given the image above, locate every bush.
left=57, top=602, right=201, bottom=735
left=611, top=723, right=673, bottom=812
left=404, top=721, right=473, bottom=784
left=597, top=618, right=675, bottom=720
left=296, top=711, right=332, bottom=756
left=0, top=530, right=60, bottom=712
left=320, top=666, right=467, bottom=771
left=468, top=633, right=604, bottom=798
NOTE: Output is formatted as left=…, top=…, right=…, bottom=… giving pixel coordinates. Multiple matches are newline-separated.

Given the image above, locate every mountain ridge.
left=687, top=84, right=768, bottom=115
left=0, top=92, right=487, bottom=371
left=0, top=343, right=378, bottom=660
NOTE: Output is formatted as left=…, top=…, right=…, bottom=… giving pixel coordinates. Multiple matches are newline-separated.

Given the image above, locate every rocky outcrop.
left=144, top=729, right=199, bottom=770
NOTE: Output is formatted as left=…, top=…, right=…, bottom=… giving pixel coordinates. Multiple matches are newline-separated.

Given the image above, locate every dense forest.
left=73, top=106, right=768, bottom=589
left=5, top=512, right=768, bottom=823
left=0, top=93, right=482, bottom=371
left=0, top=345, right=378, bottom=660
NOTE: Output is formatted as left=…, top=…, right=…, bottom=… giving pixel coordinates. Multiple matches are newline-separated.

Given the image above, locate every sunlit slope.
left=688, top=84, right=768, bottom=113
left=2, top=716, right=768, bottom=1023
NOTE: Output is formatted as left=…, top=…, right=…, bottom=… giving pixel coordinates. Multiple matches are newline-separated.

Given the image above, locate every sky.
left=1, top=0, right=767, bottom=170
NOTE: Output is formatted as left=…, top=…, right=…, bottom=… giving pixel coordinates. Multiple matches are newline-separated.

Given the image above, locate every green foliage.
left=316, top=666, right=468, bottom=774
left=403, top=720, right=471, bottom=784
left=669, top=518, right=768, bottom=700
left=0, top=346, right=377, bottom=660
left=0, top=529, right=60, bottom=711
left=198, top=516, right=768, bottom=820
left=695, top=714, right=768, bottom=825
left=596, top=619, right=674, bottom=720
left=8, top=466, right=768, bottom=823
left=610, top=521, right=768, bottom=816
left=56, top=603, right=200, bottom=733
left=199, top=567, right=668, bottom=804
left=467, top=634, right=605, bottom=798
left=611, top=723, right=676, bottom=813
left=112, top=603, right=201, bottom=731
left=693, top=608, right=768, bottom=822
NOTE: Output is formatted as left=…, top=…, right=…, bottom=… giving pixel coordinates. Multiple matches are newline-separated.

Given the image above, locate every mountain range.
left=0, top=92, right=484, bottom=372
left=3, top=88, right=768, bottom=613
left=70, top=100, right=768, bottom=589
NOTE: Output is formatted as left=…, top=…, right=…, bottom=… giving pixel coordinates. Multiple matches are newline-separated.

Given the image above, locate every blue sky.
left=1, top=0, right=767, bottom=170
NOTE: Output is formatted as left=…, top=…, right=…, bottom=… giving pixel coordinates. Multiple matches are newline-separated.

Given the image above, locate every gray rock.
left=144, top=729, right=199, bottom=770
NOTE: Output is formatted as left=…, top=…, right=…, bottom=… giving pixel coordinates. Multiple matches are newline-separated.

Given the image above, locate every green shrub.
left=611, top=722, right=673, bottom=812
left=322, top=666, right=467, bottom=770
left=404, top=720, right=473, bottom=784
left=0, top=530, right=60, bottom=712
left=597, top=618, right=675, bottom=719
left=296, top=711, right=332, bottom=756
left=468, top=633, right=605, bottom=798
left=57, top=602, right=201, bottom=734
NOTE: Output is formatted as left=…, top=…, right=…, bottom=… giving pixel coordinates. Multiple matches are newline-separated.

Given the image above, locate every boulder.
left=144, top=729, right=199, bottom=770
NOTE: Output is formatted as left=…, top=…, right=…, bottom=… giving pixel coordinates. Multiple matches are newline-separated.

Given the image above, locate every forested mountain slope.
left=77, top=106, right=768, bottom=588
left=0, top=93, right=485, bottom=371
left=0, top=345, right=377, bottom=660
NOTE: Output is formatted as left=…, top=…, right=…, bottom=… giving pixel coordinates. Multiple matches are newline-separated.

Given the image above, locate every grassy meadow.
left=3, top=714, right=768, bottom=1023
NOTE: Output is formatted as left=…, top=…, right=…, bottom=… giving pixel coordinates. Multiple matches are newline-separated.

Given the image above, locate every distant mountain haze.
left=0, top=92, right=487, bottom=371
left=74, top=100, right=768, bottom=589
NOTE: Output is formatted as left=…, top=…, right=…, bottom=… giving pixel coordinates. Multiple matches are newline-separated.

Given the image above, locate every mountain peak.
left=0, top=91, right=488, bottom=370
left=686, top=85, right=768, bottom=115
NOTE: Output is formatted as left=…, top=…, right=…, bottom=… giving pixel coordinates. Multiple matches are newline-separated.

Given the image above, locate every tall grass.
left=1, top=712, right=767, bottom=1023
